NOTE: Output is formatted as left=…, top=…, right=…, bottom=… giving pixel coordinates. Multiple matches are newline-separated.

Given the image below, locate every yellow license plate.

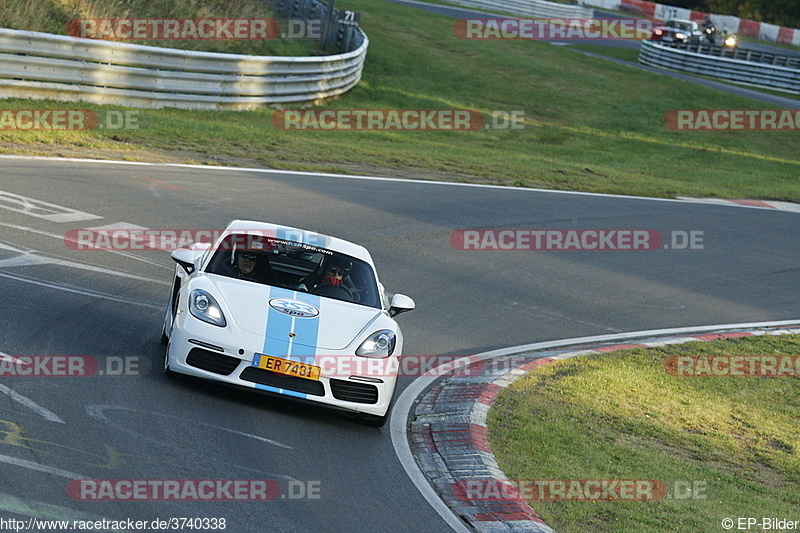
left=258, top=355, right=320, bottom=381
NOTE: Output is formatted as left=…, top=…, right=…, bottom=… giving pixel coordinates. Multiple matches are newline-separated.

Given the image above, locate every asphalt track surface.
left=0, top=4, right=797, bottom=533
left=1, top=157, right=799, bottom=531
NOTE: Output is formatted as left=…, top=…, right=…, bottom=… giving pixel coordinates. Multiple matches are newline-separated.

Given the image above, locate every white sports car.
left=161, top=220, right=415, bottom=427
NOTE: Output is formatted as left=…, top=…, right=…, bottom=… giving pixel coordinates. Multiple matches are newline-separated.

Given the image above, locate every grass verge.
left=0, top=0, right=798, bottom=200
left=0, top=0, right=318, bottom=55
left=569, top=43, right=800, bottom=100
left=567, top=43, right=641, bottom=62
left=487, top=334, right=800, bottom=532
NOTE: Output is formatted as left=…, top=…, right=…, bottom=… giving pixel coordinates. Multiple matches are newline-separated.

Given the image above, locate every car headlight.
left=189, top=289, right=226, bottom=327
left=676, top=32, right=687, bottom=39
left=356, top=330, right=396, bottom=358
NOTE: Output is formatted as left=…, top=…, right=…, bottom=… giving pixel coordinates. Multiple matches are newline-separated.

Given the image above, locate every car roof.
left=224, top=219, right=373, bottom=265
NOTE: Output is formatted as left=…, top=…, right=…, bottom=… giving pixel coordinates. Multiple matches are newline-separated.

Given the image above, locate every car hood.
left=208, top=276, right=382, bottom=351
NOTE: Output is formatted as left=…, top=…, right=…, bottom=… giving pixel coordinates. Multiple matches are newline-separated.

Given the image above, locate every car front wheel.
left=163, top=342, right=176, bottom=377
left=160, top=322, right=169, bottom=345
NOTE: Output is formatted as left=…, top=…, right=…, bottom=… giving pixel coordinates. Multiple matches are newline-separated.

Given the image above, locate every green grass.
left=0, top=0, right=318, bottom=55
left=488, top=335, right=800, bottom=532
left=569, top=43, right=800, bottom=99
left=0, top=0, right=799, bottom=200
left=568, top=43, right=641, bottom=62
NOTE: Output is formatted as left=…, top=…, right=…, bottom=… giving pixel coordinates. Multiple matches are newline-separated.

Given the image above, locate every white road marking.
left=0, top=384, right=64, bottom=423
left=0, top=454, right=80, bottom=479
left=0, top=224, right=168, bottom=282
left=0, top=271, right=162, bottom=308
left=0, top=352, right=65, bottom=424
left=390, top=394, right=471, bottom=533
left=0, top=190, right=102, bottom=222
left=0, top=240, right=34, bottom=254
left=0, top=221, right=171, bottom=269
left=391, top=319, right=800, bottom=533
left=2, top=154, right=797, bottom=211
left=87, top=405, right=293, bottom=450
left=677, top=197, right=800, bottom=213
left=0, top=221, right=169, bottom=309
left=0, top=492, right=127, bottom=532
left=3, top=253, right=168, bottom=284
left=87, top=222, right=149, bottom=230
left=0, top=354, right=29, bottom=367
left=0, top=255, right=51, bottom=268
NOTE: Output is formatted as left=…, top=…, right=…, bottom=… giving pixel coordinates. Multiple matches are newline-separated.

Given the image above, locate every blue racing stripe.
left=254, top=384, right=308, bottom=399
left=256, top=286, right=322, bottom=400
left=263, top=287, right=293, bottom=358
left=261, top=286, right=301, bottom=398
left=285, top=291, right=320, bottom=365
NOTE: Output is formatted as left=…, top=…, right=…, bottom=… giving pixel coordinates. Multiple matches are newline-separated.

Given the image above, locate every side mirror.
left=389, top=294, right=415, bottom=317
left=171, top=248, right=201, bottom=274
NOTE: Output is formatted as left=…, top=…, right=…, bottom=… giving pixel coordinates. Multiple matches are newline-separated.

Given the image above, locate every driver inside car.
left=300, top=257, right=357, bottom=301
left=318, top=259, right=351, bottom=288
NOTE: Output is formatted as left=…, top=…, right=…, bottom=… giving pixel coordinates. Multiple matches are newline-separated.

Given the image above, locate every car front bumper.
left=166, top=311, right=397, bottom=418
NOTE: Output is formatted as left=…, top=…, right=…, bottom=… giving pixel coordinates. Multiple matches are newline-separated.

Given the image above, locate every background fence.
left=444, top=0, right=592, bottom=18
left=587, top=0, right=800, bottom=46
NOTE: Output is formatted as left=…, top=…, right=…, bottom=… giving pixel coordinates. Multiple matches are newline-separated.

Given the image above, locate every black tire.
left=163, top=356, right=179, bottom=379
left=161, top=277, right=180, bottom=345
left=163, top=334, right=177, bottom=378
left=160, top=301, right=171, bottom=344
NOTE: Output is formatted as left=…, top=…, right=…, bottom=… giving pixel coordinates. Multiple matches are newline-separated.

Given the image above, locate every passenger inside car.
left=209, top=249, right=275, bottom=284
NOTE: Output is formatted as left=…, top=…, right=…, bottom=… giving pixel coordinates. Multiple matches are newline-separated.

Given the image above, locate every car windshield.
left=204, top=233, right=381, bottom=309
left=667, top=21, right=692, bottom=31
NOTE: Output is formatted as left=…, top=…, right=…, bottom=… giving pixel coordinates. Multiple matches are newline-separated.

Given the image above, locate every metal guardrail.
left=0, top=1, right=368, bottom=110
left=662, top=41, right=800, bottom=69
left=444, top=0, right=593, bottom=18
left=638, top=39, right=800, bottom=94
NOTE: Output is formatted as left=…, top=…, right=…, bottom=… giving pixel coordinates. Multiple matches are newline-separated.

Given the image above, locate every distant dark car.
left=650, top=19, right=705, bottom=44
